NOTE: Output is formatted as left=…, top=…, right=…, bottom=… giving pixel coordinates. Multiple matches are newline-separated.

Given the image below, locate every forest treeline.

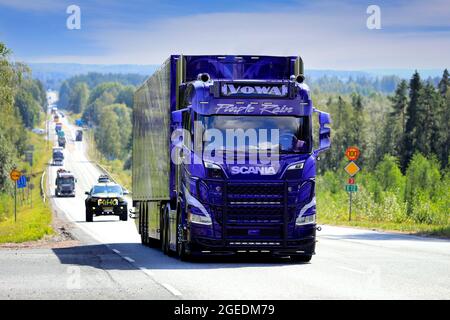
left=58, top=75, right=137, bottom=163
left=316, top=69, right=449, bottom=230
left=0, top=42, right=47, bottom=194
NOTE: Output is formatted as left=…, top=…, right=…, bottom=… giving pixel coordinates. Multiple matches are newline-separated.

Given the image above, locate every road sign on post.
left=345, top=146, right=360, bottom=161
left=10, top=169, right=21, bottom=181
left=345, top=184, right=358, bottom=192
left=10, top=169, right=21, bottom=223
left=344, top=161, right=360, bottom=176
left=344, top=147, right=361, bottom=222
left=17, top=175, right=27, bottom=189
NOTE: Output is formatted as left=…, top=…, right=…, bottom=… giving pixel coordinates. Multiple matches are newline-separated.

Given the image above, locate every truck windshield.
left=59, top=178, right=74, bottom=184
left=92, top=185, right=123, bottom=195
left=199, top=115, right=311, bottom=154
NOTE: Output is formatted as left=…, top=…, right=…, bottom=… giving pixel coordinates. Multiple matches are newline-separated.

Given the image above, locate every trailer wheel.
left=85, top=208, right=93, bottom=222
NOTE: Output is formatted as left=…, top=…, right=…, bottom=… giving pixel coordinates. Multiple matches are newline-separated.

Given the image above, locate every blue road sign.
left=17, top=175, right=27, bottom=189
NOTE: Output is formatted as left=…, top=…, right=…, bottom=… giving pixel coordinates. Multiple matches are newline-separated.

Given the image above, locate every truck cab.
left=55, top=169, right=76, bottom=197
left=52, top=147, right=64, bottom=166
left=133, top=55, right=331, bottom=261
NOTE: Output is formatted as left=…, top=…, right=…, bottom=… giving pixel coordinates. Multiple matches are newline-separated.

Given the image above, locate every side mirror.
left=123, top=189, right=129, bottom=195
left=85, top=191, right=90, bottom=195
left=313, top=109, right=331, bottom=155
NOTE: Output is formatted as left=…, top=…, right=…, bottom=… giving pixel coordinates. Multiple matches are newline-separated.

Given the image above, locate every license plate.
left=103, top=207, right=113, bottom=212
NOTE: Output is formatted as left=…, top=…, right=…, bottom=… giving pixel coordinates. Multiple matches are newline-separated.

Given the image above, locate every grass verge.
left=0, top=130, right=53, bottom=243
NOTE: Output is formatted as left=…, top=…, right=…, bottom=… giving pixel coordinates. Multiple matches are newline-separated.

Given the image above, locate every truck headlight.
left=296, top=213, right=316, bottom=226
left=187, top=206, right=212, bottom=226
left=204, top=161, right=224, bottom=178
left=204, top=161, right=220, bottom=170
left=287, top=162, right=304, bottom=170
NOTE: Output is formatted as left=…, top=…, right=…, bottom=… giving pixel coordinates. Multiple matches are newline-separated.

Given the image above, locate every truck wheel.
left=85, top=208, right=93, bottom=222
left=291, top=255, right=312, bottom=263
left=176, top=212, right=189, bottom=261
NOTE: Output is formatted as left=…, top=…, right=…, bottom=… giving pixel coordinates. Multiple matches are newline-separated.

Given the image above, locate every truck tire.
left=85, top=208, right=93, bottom=222
left=291, top=255, right=312, bottom=263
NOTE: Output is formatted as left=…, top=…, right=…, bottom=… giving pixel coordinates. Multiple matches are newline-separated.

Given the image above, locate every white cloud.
left=20, top=0, right=450, bottom=69
left=86, top=8, right=448, bottom=68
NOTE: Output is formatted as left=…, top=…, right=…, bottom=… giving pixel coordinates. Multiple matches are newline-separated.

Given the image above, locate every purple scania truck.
left=132, top=55, right=331, bottom=261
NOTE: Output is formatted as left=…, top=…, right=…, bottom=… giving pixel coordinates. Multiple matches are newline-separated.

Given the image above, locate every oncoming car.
left=84, top=182, right=128, bottom=222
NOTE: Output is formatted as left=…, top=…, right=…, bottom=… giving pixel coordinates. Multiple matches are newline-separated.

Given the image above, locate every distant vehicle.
left=75, top=130, right=83, bottom=141
left=58, top=136, right=66, bottom=148
left=55, top=169, right=76, bottom=197
left=97, top=175, right=110, bottom=183
left=84, top=182, right=128, bottom=222
left=52, top=147, right=64, bottom=166
left=55, top=123, right=62, bottom=133
left=32, top=128, right=45, bottom=135
left=60, top=112, right=65, bottom=118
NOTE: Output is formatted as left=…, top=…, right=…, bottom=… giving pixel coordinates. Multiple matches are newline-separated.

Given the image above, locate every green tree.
left=438, top=69, right=449, bottom=96
left=405, top=153, right=441, bottom=215
left=95, top=107, right=121, bottom=160
left=115, top=85, right=135, bottom=108
left=402, top=71, right=423, bottom=170
left=68, top=82, right=89, bottom=114
left=58, top=81, right=70, bottom=109
left=14, top=90, right=41, bottom=128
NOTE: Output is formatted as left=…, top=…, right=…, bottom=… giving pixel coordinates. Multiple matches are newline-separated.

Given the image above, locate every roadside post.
left=344, top=147, right=360, bottom=221
left=10, top=168, right=21, bottom=222
left=25, top=149, right=34, bottom=207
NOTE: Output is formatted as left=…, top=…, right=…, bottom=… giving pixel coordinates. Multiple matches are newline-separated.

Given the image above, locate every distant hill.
left=28, top=63, right=446, bottom=92
left=29, top=63, right=158, bottom=89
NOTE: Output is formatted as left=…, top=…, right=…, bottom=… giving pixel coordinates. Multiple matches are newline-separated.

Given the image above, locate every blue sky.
left=0, top=0, right=449, bottom=69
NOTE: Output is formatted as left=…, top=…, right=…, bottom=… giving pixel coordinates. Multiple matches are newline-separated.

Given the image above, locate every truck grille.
left=211, top=182, right=290, bottom=240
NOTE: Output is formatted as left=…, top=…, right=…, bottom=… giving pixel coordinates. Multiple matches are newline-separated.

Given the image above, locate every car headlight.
left=187, top=205, right=212, bottom=225
left=287, top=161, right=304, bottom=170
left=296, top=213, right=316, bottom=226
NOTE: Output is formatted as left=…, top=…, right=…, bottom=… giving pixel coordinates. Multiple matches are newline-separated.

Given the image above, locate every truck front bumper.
left=186, top=224, right=316, bottom=257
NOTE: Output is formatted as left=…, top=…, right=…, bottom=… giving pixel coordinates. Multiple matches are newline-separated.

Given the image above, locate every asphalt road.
left=0, top=105, right=449, bottom=299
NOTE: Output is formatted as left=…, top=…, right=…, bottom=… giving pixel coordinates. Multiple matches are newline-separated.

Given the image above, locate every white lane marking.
left=112, top=249, right=120, bottom=254
left=123, top=256, right=135, bottom=263
left=338, top=266, right=366, bottom=274
left=139, top=267, right=155, bottom=277
left=162, top=283, right=182, bottom=296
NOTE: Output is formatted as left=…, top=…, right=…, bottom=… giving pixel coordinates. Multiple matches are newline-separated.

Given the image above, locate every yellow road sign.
left=344, top=161, right=360, bottom=176
left=10, top=169, right=21, bottom=181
